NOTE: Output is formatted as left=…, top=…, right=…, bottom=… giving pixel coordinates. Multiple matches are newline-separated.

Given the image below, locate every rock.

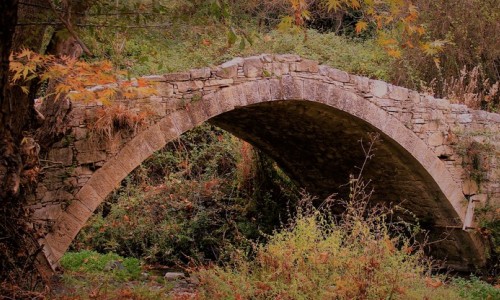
left=462, top=179, right=479, bottom=196
left=243, top=58, right=263, bottom=78
left=457, top=114, right=473, bottom=123
left=428, top=132, right=444, bottom=146
left=190, top=68, right=211, bottom=79
left=104, top=260, right=125, bottom=271
left=164, top=72, right=190, bottom=81
left=370, top=80, right=388, bottom=97
left=216, top=58, right=243, bottom=78
left=328, top=68, right=350, bottom=83
left=188, top=275, right=200, bottom=285
left=295, top=59, right=319, bottom=72
left=164, top=272, right=186, bottom=281
left=470, top=194, right=487, bottom=204
left=48, top=148, right=73, bottom=166
left=388, top=86, right=409, bottom=101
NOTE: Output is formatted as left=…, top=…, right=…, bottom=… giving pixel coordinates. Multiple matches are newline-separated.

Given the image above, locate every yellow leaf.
left=355, top=21, right=368, bottom=34
left=326, top=0, right=341, bottom=12
left=387, top=49, right=402, bottom=58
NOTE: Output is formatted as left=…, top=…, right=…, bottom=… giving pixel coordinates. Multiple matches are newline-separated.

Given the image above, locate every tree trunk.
left=1, top=0, right=55, bottom=288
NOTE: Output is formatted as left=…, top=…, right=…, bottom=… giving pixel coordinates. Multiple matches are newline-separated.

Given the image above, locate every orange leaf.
left=425, top=277, right=443, bottom=288
left=355, top=21, right=368, bottom=34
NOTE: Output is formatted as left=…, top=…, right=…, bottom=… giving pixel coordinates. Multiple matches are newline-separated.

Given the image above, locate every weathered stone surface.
left=48, top=148, right=73, bottom=166
left=176, top=80, right=204, bottom=93
left=142, top=75, right=165, bottom=82
left=164, top=272, right=186, bottom=281
left=328, top=68, right=350, bottom=83
left=190, top=67, right=211, bottom=79
left=243, top=58, right=263, bottom=78
left=295, top=59, right=319, bottom=72
left=155, top=82, right=174, bottom=97
left=457, top=114, right=473, bottom=123
left=35, top=54, right=500, bottom=273
left=216, top=58, right=242, bottom=78
left=275, top=54, right=301, bottom=62
left=463, top=179, right=479, bottom=196
left=205, top=79, right=233, bottom=87
left=388, top=86, right=409, bottom=101
left=370, top=80, right=388, bottom=97
left=164, top=72, right=190, bottom=81
left=76, top=150, right=107, bottom=165
left=428, top=132, right=445, bottom=146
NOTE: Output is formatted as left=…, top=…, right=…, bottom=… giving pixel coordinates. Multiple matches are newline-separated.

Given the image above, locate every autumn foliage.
left=9, top=49, right=156, bottom=105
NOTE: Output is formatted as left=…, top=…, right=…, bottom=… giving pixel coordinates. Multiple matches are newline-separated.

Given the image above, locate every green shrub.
left=73, top=125, right=299, bottom=266
left=452, top=275, right=500, bottom=300
left=60, top=250, right=141, bottom=281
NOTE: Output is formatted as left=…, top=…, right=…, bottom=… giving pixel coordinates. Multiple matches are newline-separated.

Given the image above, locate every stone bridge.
left=32, top=54, right=500, bottom=272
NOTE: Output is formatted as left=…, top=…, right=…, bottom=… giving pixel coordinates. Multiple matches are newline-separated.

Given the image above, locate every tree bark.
left=1, top=0, right=55, bottom=287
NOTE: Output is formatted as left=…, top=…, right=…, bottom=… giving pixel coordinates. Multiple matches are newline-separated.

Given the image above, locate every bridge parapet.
left=32, top=54, right=500, bottom=271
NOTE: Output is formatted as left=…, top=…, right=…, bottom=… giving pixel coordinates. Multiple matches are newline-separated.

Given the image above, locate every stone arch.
left=39, top=75, right=487, bottom=271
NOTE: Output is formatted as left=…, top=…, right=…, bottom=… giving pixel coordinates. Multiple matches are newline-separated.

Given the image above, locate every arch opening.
left=209, top=100, right=481, bottom=269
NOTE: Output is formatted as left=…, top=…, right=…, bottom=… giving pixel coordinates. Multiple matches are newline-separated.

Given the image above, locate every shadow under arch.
left=40, top=77, right=486, bottom=271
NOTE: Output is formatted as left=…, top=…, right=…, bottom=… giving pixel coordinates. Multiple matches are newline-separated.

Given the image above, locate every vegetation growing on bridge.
left=1, top=0, right=500, bottom=298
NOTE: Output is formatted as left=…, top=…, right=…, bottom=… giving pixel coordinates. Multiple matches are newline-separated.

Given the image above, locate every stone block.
left=142, top=75, right=165, bottom=82
left=269, top=79, right=282, bottom=101
left=76, top=151, right=107, bottom=165
left=257, top=80, right=272, bottom=102
left=200, top=93, right=222, bottom=116
left=351, top=75, right=370, bottom=92
left=155, top=82, right=174, bottom=97
left=164, top=72, right=190, bottom=81
left=435, top=145, right=454, bottom=157
left=328, top=68, right=350, bottom=83
left=295, top=59, right=319, bottom=72
left=409, top=91, right=421, bottom=104
left=168, top=110, right=192, bottom=135
left=73, top=127, right=88, bottom=140
left=462, top=179, right=479, bottom=196
left=260, top=54, right=273, bottom=62
left=243, top=57, right=264, bottom=78
left=65, top=200, right=92, bottom=223
left=457, top=114, right=473, bottom=123
left=190, top=67, right=211, bottom=79
left=275, top=54, right=301, bottom=62
left=176, top=80, right=204, bottom=93
left=185, top=100, right=209, bottom=126
left=302, top=79, right=317, bottom=101
left=281, top=76, right=303, bottom=100
left=241, top=81, right=261, bottom=104
left=269, top=62, right=290, bottom=76
left=205, top=79, right=234, bottom=87
left=374, top=98, right=394, bottom=107
left=370, top=80, right=388, bottom=98
left=388, top=86, right=409, bottom=101
left=428, top=132, right=444, bottom=146
left=216, top=59, right=242, bottom=78
left=470, top=194, right=487, bottom=205
left=48, top=148, right=73, bottom=166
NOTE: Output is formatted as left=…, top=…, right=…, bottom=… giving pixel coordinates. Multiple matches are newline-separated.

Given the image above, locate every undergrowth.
left=60, top=250, right=141, bottom=281
left=73, top=124, right=300, bottom=267
left=83, top=22, right=392, bottom=81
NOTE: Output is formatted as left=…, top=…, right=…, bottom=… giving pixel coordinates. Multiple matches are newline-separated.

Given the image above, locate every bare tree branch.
left=44, top=0, right=93, bottom=57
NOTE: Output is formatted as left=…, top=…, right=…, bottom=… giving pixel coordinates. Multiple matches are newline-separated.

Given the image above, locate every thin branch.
left=19, top=1, right=53, bottom=11
left=45, top=0, right=93, bottom=57
left=16, top=22, right=172, bottom=28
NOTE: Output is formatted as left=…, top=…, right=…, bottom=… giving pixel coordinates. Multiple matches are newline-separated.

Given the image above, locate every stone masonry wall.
left=31, top=54, right=500, bottom=269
